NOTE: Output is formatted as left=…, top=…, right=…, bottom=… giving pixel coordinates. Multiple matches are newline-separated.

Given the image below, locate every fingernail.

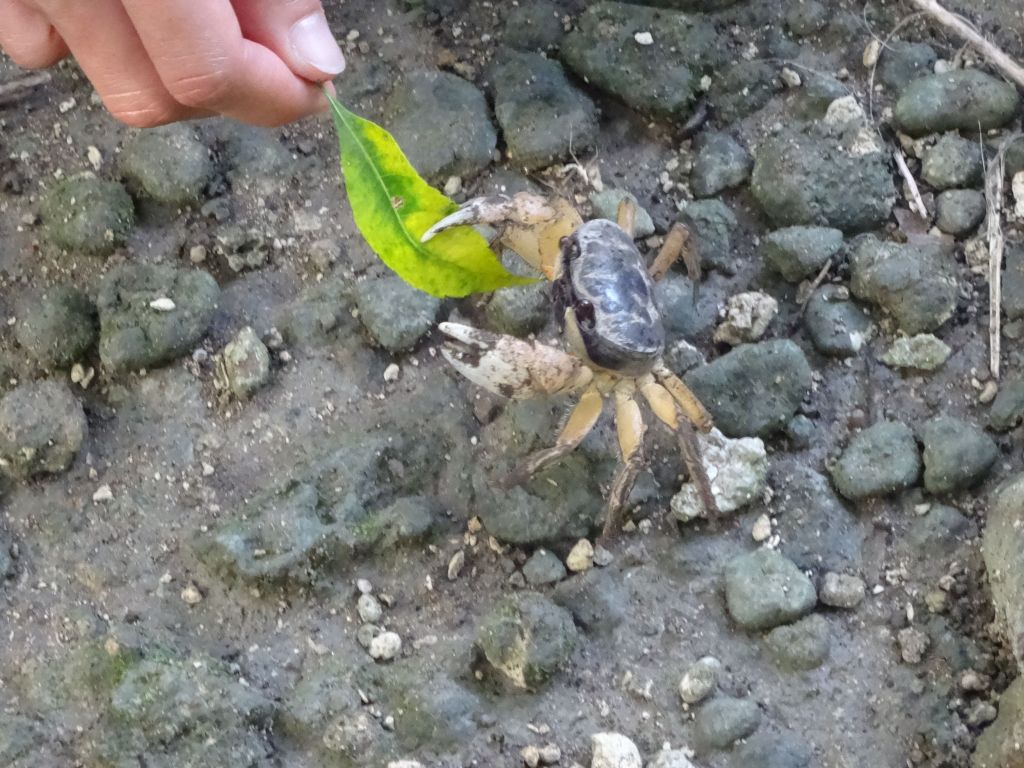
left=290, top=12, right=346, bottom=76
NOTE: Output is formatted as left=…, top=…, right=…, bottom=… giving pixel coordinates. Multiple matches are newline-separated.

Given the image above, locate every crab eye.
left=574, top=300, right=596, bottom=330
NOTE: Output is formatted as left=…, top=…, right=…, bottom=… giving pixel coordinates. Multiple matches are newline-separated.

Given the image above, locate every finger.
left=0, top=0, right=69, bottom=69
left=231, top=0, right=344, bottom=82
left=121, top=0, right=328, bottom=127
left=40, top=0, right=205, bottom=126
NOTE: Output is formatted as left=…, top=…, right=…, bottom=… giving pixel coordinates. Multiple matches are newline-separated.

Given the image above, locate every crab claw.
left=439, top=322, right=593, bottom=399
left=422, top=193, right=584, bottom=281
left=421, top=196, right=512, bottom=243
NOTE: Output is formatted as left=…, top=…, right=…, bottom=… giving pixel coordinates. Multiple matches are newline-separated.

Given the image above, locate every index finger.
left=120, top=0, right=326, bottom=126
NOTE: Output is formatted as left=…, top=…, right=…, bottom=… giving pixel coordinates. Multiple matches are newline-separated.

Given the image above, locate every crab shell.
left=555, top=219, right=665, bottom=376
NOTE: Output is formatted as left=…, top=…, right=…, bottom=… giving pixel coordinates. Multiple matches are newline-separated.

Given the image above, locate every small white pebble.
left=898, top=627, right=930, bottom=664
left=522, top=745, right=541, bottom=768
left=634, top=31, right=654, bottom=45
left=538, top=744, right=561, bottom=765
left=71, top=363, right=95, bottom=390
left=356, top=578, right=374, bottom=594
left=679, top=656, right=721, bottom=704
left=961, top=670, right=990, bottom=692
left=443, top=176, right=463, bottom=196
left=149, top=297, right=176, bottom=312
left=566, top=538, right=595, bottom=573
left=820, top=572, right=866, bottom=609
left=448, top=549, right=466, bottom=581
left=780, top=67, right=802, bottom=88
left=86, top=146, right=103, bottom=171
left=863, top=39, right=882, bottom=68
left=591, top=733, right=642, bottom=768
left=979, top=380, right=999, bottom=404
left=180, top=583, right=203, bottom=605
left=369, top=631, right=402, bottom=661
left=92, top=484, right=113, bottom=503
left=383, top=363, right=401, bottom=382
left=751, top=514, right=772, bottom=542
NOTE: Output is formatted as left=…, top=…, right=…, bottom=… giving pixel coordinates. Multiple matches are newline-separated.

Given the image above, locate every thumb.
left=233, top=0, right=345, bottom=82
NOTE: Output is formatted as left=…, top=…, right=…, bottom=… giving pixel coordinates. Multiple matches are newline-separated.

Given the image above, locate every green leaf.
left=325, top=93, right=533, bottom=298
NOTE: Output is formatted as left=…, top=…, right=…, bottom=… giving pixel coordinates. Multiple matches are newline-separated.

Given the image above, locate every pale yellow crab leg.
left=649, top=223, right=702, bottom=290
left=616, top=197, right=637, bottom=239
left=639, top=377, right=718, bottom=517
left=602, top=380, right=646, bottom=541
left=421, top=192, right=582, bottom=280
left=653, top=364, right=714, bottom=433
left=638, top=376, right=677, bottom=428
left=439, top=322, right=593, bottom=399
left=506, top=387, right=604, bottom=485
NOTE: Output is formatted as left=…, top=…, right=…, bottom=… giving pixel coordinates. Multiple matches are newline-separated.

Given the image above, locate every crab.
left=423, top=191, right=718, bottom=540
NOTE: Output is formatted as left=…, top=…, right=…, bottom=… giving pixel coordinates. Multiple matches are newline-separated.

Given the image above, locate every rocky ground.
left=3, top=1, right=1024, bottom=766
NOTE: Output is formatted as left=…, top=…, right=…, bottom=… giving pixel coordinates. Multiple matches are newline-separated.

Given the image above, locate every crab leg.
left=639, top=378, right=718, bottom=517
left=675, top=416, right=718, bottom=515
left=653, top=364, right=714, bottom=433
left=439, top=322, right=593, bottom=399
left=506, top=387, right=604, bottom=485
left=602, top=381, right=647, bottom=541
left=616, top=197, right=637, bottom=239
left=648, top=223, right=704, bottom=303
left=421, top=192, right=582, bottom=279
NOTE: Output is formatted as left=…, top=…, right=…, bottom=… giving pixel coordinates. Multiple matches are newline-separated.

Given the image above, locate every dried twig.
left=0, top=72, right=51, bottom=107
left=789, top=257, right=835, bottom=335
left=865, top=11, right=926, bottom=121
left=907, top=0, right=1024, bottom=88
left=893, top=148, right=929, bottom=219
left=801, top=258, right=834, bottom=311
left=984, top=132, right=1023, bottom=380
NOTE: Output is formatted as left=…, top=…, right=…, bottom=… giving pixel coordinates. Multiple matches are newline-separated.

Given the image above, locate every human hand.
left=0, top=0, right=345, bottom=127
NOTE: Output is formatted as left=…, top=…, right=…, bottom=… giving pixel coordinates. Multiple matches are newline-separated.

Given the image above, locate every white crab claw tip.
left=421, top=208, right=479, bottom=243
left=438, top=322, right=489, bottom=348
